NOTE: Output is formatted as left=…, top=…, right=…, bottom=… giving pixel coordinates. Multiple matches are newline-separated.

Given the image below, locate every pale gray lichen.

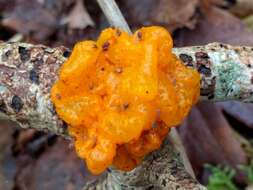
left=174, top=42, right=253, bottom=102
left=213, top=59, right=249, bottom=100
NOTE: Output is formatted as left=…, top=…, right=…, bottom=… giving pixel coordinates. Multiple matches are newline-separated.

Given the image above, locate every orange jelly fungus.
left=51, top=26, right=200, bottom=174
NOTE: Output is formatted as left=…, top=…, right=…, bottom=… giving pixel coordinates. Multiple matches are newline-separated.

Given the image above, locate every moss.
left=206, top=164, right=237, bottom=190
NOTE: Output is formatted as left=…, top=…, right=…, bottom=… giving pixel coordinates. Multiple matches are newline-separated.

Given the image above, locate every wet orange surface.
left=51, top=26, right=200, bottom=174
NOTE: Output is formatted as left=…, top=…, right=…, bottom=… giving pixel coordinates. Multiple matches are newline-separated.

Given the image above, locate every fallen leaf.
left=119, top=0, right=199, bottom=32
left=62, top=0, right=95, bottom=29
left=2, top=0, right=75, bottom=41
left=179, top=106, right=227, bottom=178
left=0, top=124, right=17, bottom=190
left=229, top=0, right=253, bottom=18
left=174, top=6, right=253, bottom=46
left=197, top=102, right=247, bottom=166
left=15, top=138, right=98, bottom=190
left=150, top=0, right=199, bottom=32
left=0, top=0, right=15, bottom=12
left=218, top=101, right=253, bottom=129
left=178, top=103, right=247, bottom=182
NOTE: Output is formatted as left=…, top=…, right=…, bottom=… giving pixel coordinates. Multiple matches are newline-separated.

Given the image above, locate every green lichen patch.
left=214, top=58, right=249, bottom=101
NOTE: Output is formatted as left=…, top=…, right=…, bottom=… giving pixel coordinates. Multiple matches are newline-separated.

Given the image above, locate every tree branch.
left=174, top=43, right=253, bottom=102
left=1, top=42, right=253, bottom=135
left=96, top=0, right=131, bottom=33
left=0, top=42, right=69, bottom=137
left=1, top=41, right=253, bottom=189
left=83, top=137, right=206, bottom=190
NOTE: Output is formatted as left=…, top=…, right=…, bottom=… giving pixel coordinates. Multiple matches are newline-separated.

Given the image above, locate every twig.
left=96, top=0, right=131, bottom=33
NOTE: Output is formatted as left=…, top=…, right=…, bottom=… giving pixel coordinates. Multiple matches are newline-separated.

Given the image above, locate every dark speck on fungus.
left=123, top=103, right=129, bottom=110
left=102, top=41, right=110, bottom=51
left=137, top=32, right=142, bottom=40
left=116, top=29, right=122, bottom=36
left=11, top=95, right=23, bottom=113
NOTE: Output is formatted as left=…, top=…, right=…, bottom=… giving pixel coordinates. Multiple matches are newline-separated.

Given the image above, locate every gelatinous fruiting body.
left=51, top=26, right=200, bottom=174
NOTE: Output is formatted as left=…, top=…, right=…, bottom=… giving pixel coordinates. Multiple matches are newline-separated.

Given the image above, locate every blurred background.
left=1, top=0, right=253, bottom=189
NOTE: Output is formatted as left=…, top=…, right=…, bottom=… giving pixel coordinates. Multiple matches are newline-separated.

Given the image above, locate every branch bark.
left=0, top=42, right=69, bottom=137
left=83, top=136, right=206, bottom=190
left=1, top=42, right=253, bottom=136
left=174, top=43, right=253, bottom=102
left=1, top=41, right=253, bottom=189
